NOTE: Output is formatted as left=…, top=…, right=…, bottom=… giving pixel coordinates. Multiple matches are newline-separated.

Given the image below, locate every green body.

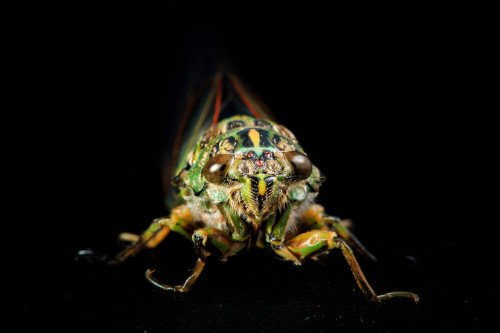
left=111, top=73, right=419, bottom=303
left=172, top=115, right=322, bottom=245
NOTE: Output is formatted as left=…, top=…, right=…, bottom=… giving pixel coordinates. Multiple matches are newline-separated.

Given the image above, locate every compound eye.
left=284, top=151, right=312, bottom=180
left=203, top=154, right=234, bottom=184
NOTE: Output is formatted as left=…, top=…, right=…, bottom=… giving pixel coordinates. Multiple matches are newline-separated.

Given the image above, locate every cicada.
left=110, top=68, right=418, bottom=302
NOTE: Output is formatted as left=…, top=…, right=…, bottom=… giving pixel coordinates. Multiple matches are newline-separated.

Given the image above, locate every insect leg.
left=271, top=230, right=334, bottom=264
left=192, top=227, right=247, bottom=261
left=145, top=258, right=206, bottom=293
left=273, top=230, right=418, bottom=302
left=336, top=238, right=419, bottom=302
left=145, top=227, right=246, bottom=292
left=303, top=204, right=377, bottom=262
left=109, top=205, right=192, bottom=264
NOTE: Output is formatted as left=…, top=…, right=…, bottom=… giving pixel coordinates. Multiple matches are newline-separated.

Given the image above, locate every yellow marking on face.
left=248, top=129, right=260, bottom=147
left=258, top=179, right=266, bottom=196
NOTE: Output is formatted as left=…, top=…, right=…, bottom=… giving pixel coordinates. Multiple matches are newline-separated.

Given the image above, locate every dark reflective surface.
left=19, top=4, right=489, bottom=332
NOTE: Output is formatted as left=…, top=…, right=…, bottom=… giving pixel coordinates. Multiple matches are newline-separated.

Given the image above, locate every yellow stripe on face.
left=258, top=179, right=266, bottom=196
left=248, top=129, right=260, bottom=147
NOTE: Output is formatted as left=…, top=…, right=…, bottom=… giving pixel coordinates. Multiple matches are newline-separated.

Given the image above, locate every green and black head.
left=181, top=116, right=322, bottom=223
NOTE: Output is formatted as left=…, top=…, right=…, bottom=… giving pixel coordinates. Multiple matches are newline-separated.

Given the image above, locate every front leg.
left=145, top=227, right=247, bottom=292
left=268, top=204, right=418, bottom=302
left=272, top=230, right=418, bottom=302
left=303, top=204, right=377, bottom=262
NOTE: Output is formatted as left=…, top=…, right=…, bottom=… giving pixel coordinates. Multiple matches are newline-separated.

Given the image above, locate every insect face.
left=203, top=146, right=312, bottom=223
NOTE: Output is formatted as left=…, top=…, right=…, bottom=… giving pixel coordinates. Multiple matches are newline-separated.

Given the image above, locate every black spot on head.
left=209, top=142, right=220, bottom=158
left=253, top=119, right=273, bottom=129
left=220, top=136, right=239, bottom=153
left=226, top=120, right=247, bottom=131
left=264, top=176, right=276, bottom=186
left=272, top=135, right=283, bottom=150
left=239, top=128, right=253, bottom=148
left=271, top=134, right=294, bottom=151
left=258, top=129, right=270, bottom=147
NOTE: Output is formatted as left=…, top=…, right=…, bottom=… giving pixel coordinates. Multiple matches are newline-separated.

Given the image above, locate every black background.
left=16, top=2, right=492, bottom=332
